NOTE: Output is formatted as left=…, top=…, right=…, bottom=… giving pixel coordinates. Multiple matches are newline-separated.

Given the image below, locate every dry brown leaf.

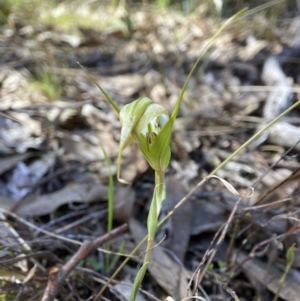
left=112, top=184, right=135, bottom=223
left=0, top=113, right=43, bottom=153
left=0, top=153, right=32, bottom=175
left=234, top=250, right=300, bottom=301
left=262, top=57, right=293, bottom=120
left=0, top=183, right=134, bottom=221
left=114, top=283, right=146, bottom=301
left=242, top=38, right=267, bottom=60
left=82, top=73, right=144, bottom=100
left=191, top=199, right=227, bottom=235
left=16, top=183, right=107, bottom=216
left=158, top=176, right=193, bottom=262
left=120, top=149, right=148, bottom=184
left=59, top=132, right=107, bottom=161
left=267, top=122, right=300, bottom=152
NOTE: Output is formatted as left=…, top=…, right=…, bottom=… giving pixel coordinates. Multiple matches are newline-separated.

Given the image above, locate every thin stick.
left=41, top=223, right=127, bottom=301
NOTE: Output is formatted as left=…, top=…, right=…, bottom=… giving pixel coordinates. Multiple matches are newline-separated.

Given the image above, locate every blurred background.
left=1, top=1, right=300, bottom=301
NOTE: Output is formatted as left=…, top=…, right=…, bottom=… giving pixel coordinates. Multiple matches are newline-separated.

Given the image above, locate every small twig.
left=138, top=235, right=166, bottom=257
left=253, top=140, right=300, bottom=205
left=41, top=223, right=127, bottom=301
left=0, top=208, right=133, bottom=259
left=0, top=251, right=62, bottom=266
left=82, top=268, right=161, bottom=301
left=222, top=283, right=240, bottom=301
left=255, top=166, right=300, bottom=206
left=188, top=196, right=243, bottom=296
left=187, top=225, right=224, bottom=296
left=230, top=229, right=300, bottom=273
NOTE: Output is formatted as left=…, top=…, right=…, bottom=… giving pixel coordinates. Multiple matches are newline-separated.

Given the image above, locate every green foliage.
left=286, top=243, right=296, bottom=265
left=0, top=293, right=15, bottom=301
left=273, top=243, right=296, bottom=301
left=217, top=260, right=227, bottom=269
left=86, top=257, right=104, bottom=271
left=234, top=1, right=287, bottom=40
left=130, top=263, right=149, bottom=301
left=156, top=0, right=170, bottom=8
left=0, top=0, right=128, bottom=31
left=29, top=69, right=62, bottom=100
left=85, top=8, right=248, bottom=301
left=0, top=0, right=42, bottom=25
left=102, top=148, right=114, bottom=273
left=0, top=1, right=11, bottom=25
left=110, top=241, right=126, bottom=271
left=40, top=2, right=127, bottom=31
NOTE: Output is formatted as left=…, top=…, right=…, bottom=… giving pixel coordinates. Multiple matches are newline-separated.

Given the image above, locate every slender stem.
left=145, top=170, right=165, bottom=260
left=95, top=236, right=147, bottom=299
left=155, top=170, right=165, bottom=215
left=171, top=8, right=247, bottom=120
left=129, top=170, right=165, bottom=301
left=78, top=63, right=121, bottom=114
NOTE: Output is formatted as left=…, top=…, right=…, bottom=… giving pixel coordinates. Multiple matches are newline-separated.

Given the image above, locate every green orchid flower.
left=79, top=55, right=211, bottom=300
left=80, top=66, right=175, bottom=300
left=79, top=10, right=247, bottom=301
left=118, top=97, right=172, bottom=183
left=79, top=67, right=176, bottom=186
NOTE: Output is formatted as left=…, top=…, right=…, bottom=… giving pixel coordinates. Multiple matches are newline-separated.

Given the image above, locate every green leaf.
left=117, top=97, right=153, bottom=183
left=286, top=243, right=296, bottom=266
left=147, top=191, right=158, bottom=237
left=130, top=263, right=149, bottom=301
left=78, top=63, right=120, bottom=114
left=171, top=8, right=248, bottom=121
left=150, top=118, right=174, bottom=171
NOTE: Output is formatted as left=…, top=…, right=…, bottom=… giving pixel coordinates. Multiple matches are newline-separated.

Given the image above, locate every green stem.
left=145, top=171, right=165, bottom=262
left=129, top=170, right=165, bottom=301
left=154, top=170, right=165, bottom=216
